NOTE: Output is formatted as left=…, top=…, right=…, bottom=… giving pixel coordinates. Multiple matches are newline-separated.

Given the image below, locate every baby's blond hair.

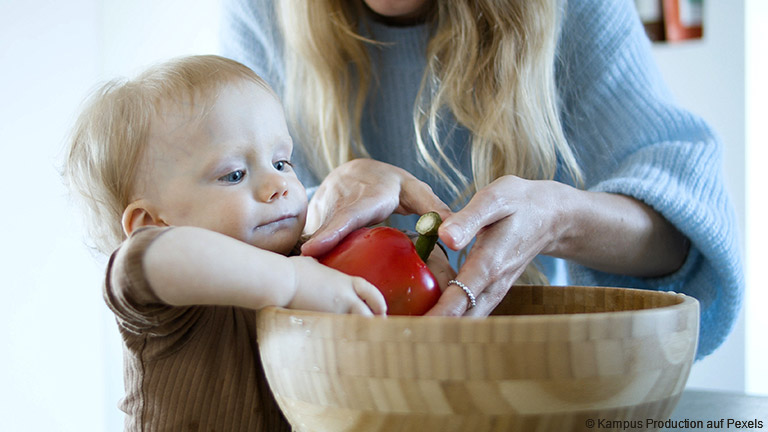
left=64, top=55, right=271, bottom=255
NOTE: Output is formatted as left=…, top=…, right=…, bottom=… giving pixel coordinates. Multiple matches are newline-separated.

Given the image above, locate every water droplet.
left=403, top=328, right=412, bottom=337
left=290, top=316, right=304, bottom=326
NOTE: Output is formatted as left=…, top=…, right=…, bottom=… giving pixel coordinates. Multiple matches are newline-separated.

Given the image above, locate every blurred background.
left=0, top=0, right=764, bottom=430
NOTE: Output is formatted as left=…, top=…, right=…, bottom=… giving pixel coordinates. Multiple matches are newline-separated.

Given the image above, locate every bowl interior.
left=490, top=284, right=685, bottom=316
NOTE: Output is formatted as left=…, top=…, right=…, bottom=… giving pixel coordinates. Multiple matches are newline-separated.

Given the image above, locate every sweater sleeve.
left=219, top=0, right=285, bottom=95
left=555, top=0, right=743, bottom=359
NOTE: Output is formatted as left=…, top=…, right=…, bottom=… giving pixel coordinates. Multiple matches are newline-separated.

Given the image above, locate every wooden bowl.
left=257, top=285, right=699, bottom=432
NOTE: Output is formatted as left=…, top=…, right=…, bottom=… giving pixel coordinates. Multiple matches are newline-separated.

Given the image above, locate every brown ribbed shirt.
left=104, top=227, right=292, bottom=431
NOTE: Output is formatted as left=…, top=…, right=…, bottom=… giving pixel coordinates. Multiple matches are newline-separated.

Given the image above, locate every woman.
left=221, top=0, right=742, bottom=358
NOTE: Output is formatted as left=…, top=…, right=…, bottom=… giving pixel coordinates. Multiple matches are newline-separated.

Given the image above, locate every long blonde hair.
left=63, top=55, right=271, bottom=255
left=277, top=0, right=582, bottom=283
left=278, top=0, right=581, bottom=192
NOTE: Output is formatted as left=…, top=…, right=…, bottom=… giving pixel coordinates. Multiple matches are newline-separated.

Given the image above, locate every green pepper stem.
left=415, top=211, right=442, bottom=262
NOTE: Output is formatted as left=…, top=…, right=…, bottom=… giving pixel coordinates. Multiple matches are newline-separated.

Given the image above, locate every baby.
left=64, top=55, right=387, bottom=431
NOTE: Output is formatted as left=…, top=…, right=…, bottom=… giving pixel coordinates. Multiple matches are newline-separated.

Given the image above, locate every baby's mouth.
left=255, top=214, right=298, bottom=231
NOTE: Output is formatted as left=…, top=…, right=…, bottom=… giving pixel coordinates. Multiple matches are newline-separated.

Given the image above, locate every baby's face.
left=139, top=80, right=307, bottom=255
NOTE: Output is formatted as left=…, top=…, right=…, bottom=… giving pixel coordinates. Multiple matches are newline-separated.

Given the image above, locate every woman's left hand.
left=426, top=174, right=690, bottom=317
left=426, top=175, right=571, bottom=316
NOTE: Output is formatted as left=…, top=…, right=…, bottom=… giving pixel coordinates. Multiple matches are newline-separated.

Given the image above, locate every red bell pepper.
left=317, top=212, right=444, bottom=316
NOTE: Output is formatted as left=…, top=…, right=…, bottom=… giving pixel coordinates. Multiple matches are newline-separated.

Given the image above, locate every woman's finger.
left=396, top=177, right=452, bottom=221
left=438, top=177, right=517, bottom=250
left=424, top=235, right=498, bottom=316
left=427, top=212, right=540, bottom=316
left=423, top=283, right=472, bottom=316
left=301, top=197, right=392, bottom=256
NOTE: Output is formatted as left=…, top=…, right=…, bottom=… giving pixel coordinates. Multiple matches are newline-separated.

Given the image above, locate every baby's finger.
left=353, top=278, right=387, bottom=316
left=349, top=302, right=374, bottom=317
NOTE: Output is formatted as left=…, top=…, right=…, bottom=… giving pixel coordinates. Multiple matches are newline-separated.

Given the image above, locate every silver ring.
left=448, top=279, right=476, bottom=309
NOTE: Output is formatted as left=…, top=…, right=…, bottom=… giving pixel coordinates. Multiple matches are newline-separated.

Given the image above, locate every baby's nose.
left=258, top=174, right=289, bottom=202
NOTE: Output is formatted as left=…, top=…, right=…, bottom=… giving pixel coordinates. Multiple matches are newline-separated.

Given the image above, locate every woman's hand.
left=425, top=245, right=458, bottom=293
left=301, top=159, right=451, bottom=257
left=426, top=176, right=568, bottom=316
left=288, top=256, right=387, bottom=316
left=427, top=175, right=689, bottom=317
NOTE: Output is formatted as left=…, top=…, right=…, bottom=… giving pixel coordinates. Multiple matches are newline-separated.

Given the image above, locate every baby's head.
left=65, top=55, right=307, bottom=256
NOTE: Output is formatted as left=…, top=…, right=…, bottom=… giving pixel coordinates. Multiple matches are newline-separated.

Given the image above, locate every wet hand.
left=301, top=159, right=451, bottom=257
left=426, top=176, right=570, bottom=316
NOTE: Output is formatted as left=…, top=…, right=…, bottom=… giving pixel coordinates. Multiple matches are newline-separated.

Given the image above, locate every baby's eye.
left=273, top=160, right=292, bottom=171
left=219, top=170, right=245, bottom=183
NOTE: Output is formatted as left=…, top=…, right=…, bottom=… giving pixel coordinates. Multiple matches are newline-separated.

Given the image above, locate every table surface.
left=662, top=390, right=768, bottom=431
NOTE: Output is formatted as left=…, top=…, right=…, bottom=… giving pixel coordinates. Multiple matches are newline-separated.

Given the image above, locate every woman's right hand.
left=301, top=159, right=452, bottom=257
left=287, top=255, right=387, bottom=316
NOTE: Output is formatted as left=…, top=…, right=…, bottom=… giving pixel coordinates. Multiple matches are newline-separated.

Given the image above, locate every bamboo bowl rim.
left=259, top=285, right=698, bottom=324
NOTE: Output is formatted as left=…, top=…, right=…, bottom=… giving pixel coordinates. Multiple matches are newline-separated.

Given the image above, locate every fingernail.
left=299, top=241, right=314, bottom=256
left=443, top=224, right=463, bottom=245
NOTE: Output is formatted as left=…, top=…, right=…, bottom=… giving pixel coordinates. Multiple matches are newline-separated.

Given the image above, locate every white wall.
left=650, top=0, right=750, bottom=394
left=651, top=0, right=768, bottom=397
left=0, top=1, right=761, bottom=431
left=0, top=1, right=220, bottom=431
left=744, top=0, right=768, bottom=396
left=1, top=1, right=106, bottom=431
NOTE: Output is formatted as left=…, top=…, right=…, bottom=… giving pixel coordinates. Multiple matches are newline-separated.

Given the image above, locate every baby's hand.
left=287, top=256, right=387, bottom=316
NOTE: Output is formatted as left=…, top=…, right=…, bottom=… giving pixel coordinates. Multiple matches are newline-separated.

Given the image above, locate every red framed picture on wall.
left=635, top=0, right=665, bottom=41
left=634, top=0, right=704, bottom=42
left=663, top=0, right=704, bottom=41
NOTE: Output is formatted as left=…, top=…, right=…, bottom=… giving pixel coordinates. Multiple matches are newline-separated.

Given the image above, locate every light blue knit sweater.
left=220, top=0, right=743, bottom=359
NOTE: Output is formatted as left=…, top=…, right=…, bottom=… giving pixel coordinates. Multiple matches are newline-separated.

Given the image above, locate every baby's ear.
left=122, top=200, right=166, bottom=236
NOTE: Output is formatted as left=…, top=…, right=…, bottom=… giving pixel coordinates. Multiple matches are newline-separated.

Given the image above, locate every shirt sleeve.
left=555, top=0, right=743, bottom=359
left=104, top=226, right=197, bottom=337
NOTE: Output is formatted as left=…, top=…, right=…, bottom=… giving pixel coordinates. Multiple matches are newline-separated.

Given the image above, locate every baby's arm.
left=133, top=226, right=386, bottom=315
